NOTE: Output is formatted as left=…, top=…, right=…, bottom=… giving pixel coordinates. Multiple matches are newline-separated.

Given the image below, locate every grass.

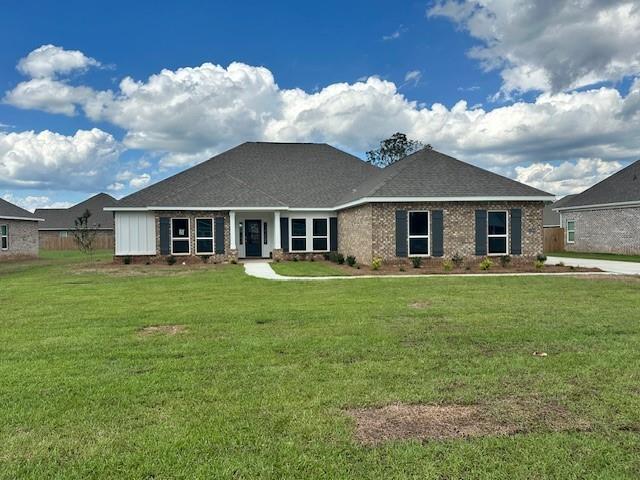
left=1, top=251, right=640, bottom=478
left=549, top=251, right=640, bottom=263
left=270, top=259, right=348, bottom=276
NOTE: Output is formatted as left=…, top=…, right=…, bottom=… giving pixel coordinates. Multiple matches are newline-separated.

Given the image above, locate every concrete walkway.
left=243, top=260, right=619, bottom=281
left=546, top=256, right=640, bottom=275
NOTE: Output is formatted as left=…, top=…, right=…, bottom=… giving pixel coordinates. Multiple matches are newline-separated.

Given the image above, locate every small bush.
left=442, top=260, right=453, bottom=272
left=309, top=257, right=315, bottom=262
left=335, top=253, right=345, bottom=265
left=230, top=259, right=238, bottom=265
left=411, top=257, right=423, bottom=268
left=323, top=252, right=331, bottom=261
left=499, top=255, right=511, bottom=267
left=293, top=256, right=299, bottom=262
left=123, top=256, right=132, bottom=265
left=479, top=258, right=493, bottom=270
left=557, top=261, right=565, bottom=267
left=200, top=255, right=210, bottom=263
left=536, top=253, right=547, bottom=262
left=399, top=266, right=406, bottom=272
left=534, top=259, right=545, bottom=270
left=166, top=255, right=176, bottom=265
left=451, top=252, right=464, bottom=268
left=371, top=257, right=382, bottom=270
left=346, top=255, right=356, bottom=267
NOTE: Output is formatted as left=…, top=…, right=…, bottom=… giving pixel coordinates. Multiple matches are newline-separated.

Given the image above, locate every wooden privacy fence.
left=544, top=227, right=565, bottom=253
left=39, top=231, right=114, bottom=251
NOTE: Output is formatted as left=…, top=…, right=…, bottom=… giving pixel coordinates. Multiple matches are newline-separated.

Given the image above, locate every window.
left=263, top=222, right=268, bottom=245
left=171, top=218, right=190, bottom=255
left=567, top=221, right=575, bottom=243
left=59, top=231, right=68, bottom=238
left=487, top=211, right=508, bottom=255
left=291, top=219, right=307, bottom=251
left=196, top=218, right=214, bottom=254
left=1, top=224, right=7, bottom=250
left=408, top=211, right=429, bottom=256
left=312, top=218, right=329, bottom=251
left=239, top=222, right=243, bottom=245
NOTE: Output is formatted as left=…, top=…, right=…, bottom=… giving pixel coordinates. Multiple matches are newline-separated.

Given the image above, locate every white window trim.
left=290, top=218, right=307, bottom=252
left=407, top=210, right=430, bottom=257
left=1, top=224, right=8, bottom=250
left=487, top=210, right=509, bottom=256
left=566, top=220, right=576, bottom=244
left=170, top=217, right=191, bottom=256
left=195, top=217, right=214, bottom=255
left=312, top=218, right=330, bottom=252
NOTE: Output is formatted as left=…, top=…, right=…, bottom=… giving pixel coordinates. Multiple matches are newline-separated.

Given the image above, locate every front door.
left=245, top=220, right=262, bottom=257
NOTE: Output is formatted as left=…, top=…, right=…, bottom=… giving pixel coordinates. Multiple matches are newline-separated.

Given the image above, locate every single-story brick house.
left=35, top=193, right=116, bottom=250
left=106, top=142, right=554, bottom=264
left=554, top=159, right=640, bottom=255
left=0, top=198, right=43, bottom=260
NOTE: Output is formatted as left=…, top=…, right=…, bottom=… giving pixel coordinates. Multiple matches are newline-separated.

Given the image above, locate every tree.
left=72, top=209, right=99, bottom=264
left=366, top=132, right=430, bottom=168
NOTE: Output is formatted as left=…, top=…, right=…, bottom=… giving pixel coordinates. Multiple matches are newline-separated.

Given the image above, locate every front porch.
left=230, top=210, right=283, bottom=260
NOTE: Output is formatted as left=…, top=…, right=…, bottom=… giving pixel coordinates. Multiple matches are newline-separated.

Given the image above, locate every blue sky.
left=1, top=0, right=639, bottom=210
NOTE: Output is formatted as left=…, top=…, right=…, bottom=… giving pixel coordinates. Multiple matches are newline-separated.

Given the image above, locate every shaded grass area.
left=270, top=259, right=349, bottom=276
left=1, top=256, right=639, bottom=478
left=550, top=251, right=640, bottom=263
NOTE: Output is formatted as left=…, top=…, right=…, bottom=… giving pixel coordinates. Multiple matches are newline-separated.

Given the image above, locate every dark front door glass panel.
left=245, top=220, right=262, bottom=257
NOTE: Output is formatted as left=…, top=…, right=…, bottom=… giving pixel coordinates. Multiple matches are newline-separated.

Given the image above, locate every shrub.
left=371, top=257, right=382, bottom=270
left=123, top=256, right=132, bottom=265
left=442, top=260, right=453, bottom=272
left=230, top=259, right=238, bottom=265
left=346, top=255, right=356, bottom=267
left=399, top=266, right=406, bottom=272
left=293, top=256, right=299, bottom=262
left=411, top=257, right=423, bottom=268
left=499, top=255, right=511, bottom=267
left=451, top=252, right=464, bottom=268
left=322, top=252, right=331, bottom=261
left=335, top=253, right=345, bottom=265
left=536, top=253, right=547, bottom=262
left=557, top=261, right=565, bottom=267
left=166, top=255, right=176, bottom=265
left=200, top=255, right=210, bottom=263
left=309, top=257, right=315, bottom=262
left=479, top=258, right=493, bottom=270
left=534, top=259, right=545, bottom=270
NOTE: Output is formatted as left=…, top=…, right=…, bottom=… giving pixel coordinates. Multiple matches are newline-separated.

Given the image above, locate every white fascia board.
left=333, top=196, right=555, bottom=210
left=38, top=227, right=113, bottom=231
left=554, top=200, right=640, bottom=212
left=105, top=206, right=289, bottom=212
left=0, top=216, right=44, bottom=222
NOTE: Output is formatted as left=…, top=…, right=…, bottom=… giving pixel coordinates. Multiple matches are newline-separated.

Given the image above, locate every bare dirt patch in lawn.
left=346, top=398, right=589, bottom=445
left=408, top=301, right=431, bottom=309
left=138, top=325, right=187, bottom=337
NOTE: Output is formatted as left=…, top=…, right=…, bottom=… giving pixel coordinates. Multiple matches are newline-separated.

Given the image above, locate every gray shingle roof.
left=115, top=142, right=552, bottom=210
left=557, top=160, right=640, bottom=209
left=117, top=142, right=377, bottom=209
left=338, top=148, right=552, bottom=204
left=0, top=198, right=41, bottom=221
left=35, top=193, right=116, bottom=230
left=543, top=194, right=576, bottom=226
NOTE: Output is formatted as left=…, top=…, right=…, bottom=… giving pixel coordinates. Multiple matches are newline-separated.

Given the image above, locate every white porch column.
left=274, top=211, right=281, bottom=249
left=229, top=210, right=237, bottom=250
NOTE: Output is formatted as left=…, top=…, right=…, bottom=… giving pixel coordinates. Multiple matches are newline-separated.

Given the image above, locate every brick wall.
left=0, top=220, right=39, bottom=260
left=562, top=206, right=640, bottom=254
left=338, top=201, right=544, bottom=264
left=338, top=204, right=373, bottom=264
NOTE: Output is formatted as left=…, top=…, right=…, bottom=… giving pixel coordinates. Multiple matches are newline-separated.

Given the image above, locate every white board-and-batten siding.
left=115, top=212, right=156, bottom=255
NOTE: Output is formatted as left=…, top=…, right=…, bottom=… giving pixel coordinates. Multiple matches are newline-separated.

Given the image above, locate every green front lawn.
left=549, top=251, right=640, bottom=263
left=270, top=259, right=348, bottom=276
left=1, top=254, right=639, bottom=478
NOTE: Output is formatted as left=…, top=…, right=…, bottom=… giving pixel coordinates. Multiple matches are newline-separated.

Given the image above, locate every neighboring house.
left=554, top=159, right=640, bottom=255
left=543, top=195, right=576, bottom=228
left=107, top=142, right=554, bottom=264
left=35, top=193, right=116, bottom=250
left=0, top=198, right=43, bottom=260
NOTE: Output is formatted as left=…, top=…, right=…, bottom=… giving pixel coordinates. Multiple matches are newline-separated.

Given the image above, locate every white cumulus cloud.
left=17, top=44, right=101, bottom=79
left=428, top=0, right=640, bottom=95
left=1, top=193, right=73, bottom=212
left=129, top=173, right=151, bottom=188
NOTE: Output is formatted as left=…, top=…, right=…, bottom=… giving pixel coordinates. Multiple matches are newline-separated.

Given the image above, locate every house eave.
left=333, top=196, right=555, bottom=210
left=0, top=216, right=44, bottom=222
left=554, top=200, right=640, bottom=212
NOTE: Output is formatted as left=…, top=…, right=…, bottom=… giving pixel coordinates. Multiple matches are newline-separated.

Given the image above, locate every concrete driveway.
left=546, top=256, right=640, bottom=275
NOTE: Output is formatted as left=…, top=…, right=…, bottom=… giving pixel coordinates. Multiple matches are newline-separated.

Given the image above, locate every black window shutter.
left=475, top=210, right=487, bottom=256
left=329, top=217, right=338, bottom=251
left=431, top=210, right=444, bottom=257
left=215, top=217, right=225, bottom=254
left=395, top=210, right=408, bottom=257
left=280, top=217, right=289, bottom=252
left=159, top=217, right=170, bottom=255
left=510, top=209, right=522, bottom=255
